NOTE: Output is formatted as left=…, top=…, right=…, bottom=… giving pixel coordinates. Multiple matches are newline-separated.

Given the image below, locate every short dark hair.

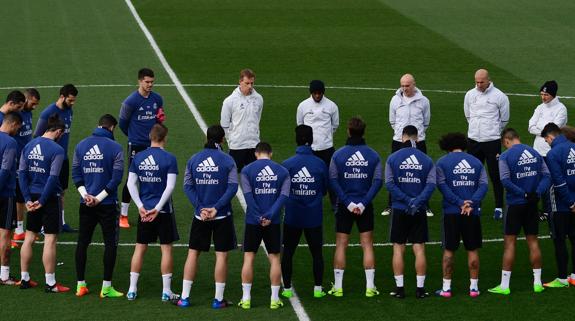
left=295, top=125, right=313, bottom=146
left=501, top=128, right=519, bottom=140
left=439, top=132, right=468, bottom=152
left=59, top=84, right=78, bottom=97
left=98, top=114, right=118, bottom=129
left=24, top=88, right=40, bottom=100
left=2, top=112, right=22, bottom=125
left=402, top=125, right=418, bottom=138
left=255, top=142, right=272, bottom=154
left=206, top=125, right=225, bottom=144
left=348, top=117, right=366, bottom=138
left=149, top=123, right=168, bottom=142
left=46, top=114, right=65, bottom=132
left=5, top=90, right=25, bottom=104
left=541, top=122, right=561, bottom=138
left=138, top=68, right=155, bottom=80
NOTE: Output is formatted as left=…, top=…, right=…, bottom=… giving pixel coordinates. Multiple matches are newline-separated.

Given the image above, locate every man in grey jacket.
left=220, top=69, right=264, bottom=171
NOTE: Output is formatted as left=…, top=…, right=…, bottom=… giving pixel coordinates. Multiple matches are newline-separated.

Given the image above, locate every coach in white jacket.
left=528, top=80, right=567, bottom=157
left=464, top=69, right=509, bottom=219
left=296, top=79, right=339, bottom=210
left=220, top=69, right=263, bottom=170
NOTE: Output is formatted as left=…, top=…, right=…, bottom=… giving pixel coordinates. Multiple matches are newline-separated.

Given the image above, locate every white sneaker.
left=426, top=209, right=434, bottom=217
left=381, top=208, right=392, bottom=216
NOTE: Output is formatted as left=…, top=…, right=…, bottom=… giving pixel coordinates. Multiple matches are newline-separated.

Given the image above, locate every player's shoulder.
left=39, top=103, right=57, bottom=117
left=124, top=90, right=141, bottom=105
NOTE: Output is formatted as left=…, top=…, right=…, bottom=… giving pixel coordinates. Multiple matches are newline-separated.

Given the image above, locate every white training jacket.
left=464, top=82, right=510, bottom=142
left=296, top=95, right=339, bottom=151
left=220, top=87, right=264, bottom=150
left=528, top=97, right=568, bottom=156
left=389, top=88, right=431, bottom=142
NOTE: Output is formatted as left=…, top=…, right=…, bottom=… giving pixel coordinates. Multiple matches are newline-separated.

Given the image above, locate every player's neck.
left=151, top=141, right=165, bottom=149
left=451, top=149, right=463, bottom=152
left=138, top=88, right=151, bottom=98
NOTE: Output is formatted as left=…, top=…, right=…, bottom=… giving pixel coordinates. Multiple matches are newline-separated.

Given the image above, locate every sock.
left=271, top=285, right=280, bottom=301
left=21, top=271, right=30, bottom=282
left=442, top=278, right=451, bottom=291
left=571, top=273, right=575, bottom=279
left=77, top=280, right=86, bottom=286
left=1, top=266, right=9, bottom=281
left=533, top=268, right=542, bottom=286
left=61, top=210, right=66, bottom=225
left=365, top=269, right=375, bottom=289
left=16, top=221, right=24, bottom=234
left=334, top=269, right=344, bottom=290
left=559, top=278, right=568, bottom=284
left=470, top=278, right=479, bottom=290
left=500, top=270, right=511, bottom=289
left=181, top=280, right=193, bottom=299
left=495, top=207, right=502, bottom=211
left=215, top=282, right=225, bottom=301
left=121, top=203, right=130, bottom=216
left=102, top=280, right=112, bottom=288
left=162, top=273, right=172, bottom=294
left=416, top=275, right=426, bottom=288
left=129, top=272, right=139, bottom=293
left=314, top=285, right=322, bottom=292
left=394, top=275, right=404, bottom=287
left=45, top=273, right=56, bottom=286
left=242, top=283, right=252, bottom=301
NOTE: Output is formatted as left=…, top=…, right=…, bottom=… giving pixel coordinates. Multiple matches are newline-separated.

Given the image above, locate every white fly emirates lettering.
left=291, top=167, right=317, bottom=196
left=255, top=166, right=278, bottom=194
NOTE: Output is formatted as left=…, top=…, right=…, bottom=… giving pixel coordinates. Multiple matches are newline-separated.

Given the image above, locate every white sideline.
left=1, top=83, right=574, bottom=99
left=124, top=0, right=307, bottom=319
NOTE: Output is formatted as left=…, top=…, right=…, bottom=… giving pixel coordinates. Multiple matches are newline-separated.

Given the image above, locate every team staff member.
left=328, top=117, right=383, bottom=298
left=488, top=128, right=550, bottom=295
left=220, top=69, right=263, bottom=171
left=13, top=89, right=40, bottom=244
left=541, top=124, right=575, bottom=288
left=238, top=142, right=290, bottom=310
left=434, top=133, right=488, bottom=298
left=0, top=113, right=22, bottom=284
left=383, top=74, right=432, bottom=217
left=34, top=84, right=79, bottom=232
left=176, top=125, right=238, bottom=309
left=386, top=126, right=435, bottom=299
left=72, top=115, right=124, bottom=298
left=19, top=115, right=69, bottom=292
left=126, top=124, right=179, bottom=302
left=464, top=69, right=509, bottom=220
left=296, top=80, right=339, bottom=211
left=118, top=68, right=165, bottom=228
left=281, top=125, right=329, bottom=299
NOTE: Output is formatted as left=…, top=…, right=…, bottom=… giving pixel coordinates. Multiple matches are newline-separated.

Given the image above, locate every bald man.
left=464, top=69, right=509, bottom=220
left=383, top=74, right=432, bottom=217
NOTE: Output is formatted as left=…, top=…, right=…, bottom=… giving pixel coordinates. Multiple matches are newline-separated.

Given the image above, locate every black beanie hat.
left=309, top=80, right=325, bottom=94
left=540, top=80, right=558, bottom=97
left=295, top=125, right=313, bottom=146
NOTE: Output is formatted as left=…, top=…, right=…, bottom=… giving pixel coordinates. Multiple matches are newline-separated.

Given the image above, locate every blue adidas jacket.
left=546, top=135, right=575, bottom=212
left=34, top=103, right=73, bottom=158
left=119, top=91, right=164, bottom=146
left=0, top=132, right=19, bottom=197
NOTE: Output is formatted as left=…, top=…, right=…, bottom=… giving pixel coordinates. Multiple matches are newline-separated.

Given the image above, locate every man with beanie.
left=328, top=117, right=383, bottom=298
left=383, top=74, right=432, bottom=217
left=281, top=125, right=329, bottom=299
left=176, top=125, right=238, bottom=308
left=528, top=81, right=567, bottom=219
left=464, top=69, right=509, bottom=220
left=296, top=80, right=339, bottom=212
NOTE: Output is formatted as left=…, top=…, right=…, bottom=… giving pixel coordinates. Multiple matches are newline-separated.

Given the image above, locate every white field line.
left=22, top=235, right=550, bottom=248
left=124, top=0, right=305, bottom=319
left=1, top=83, right=574, bottom=99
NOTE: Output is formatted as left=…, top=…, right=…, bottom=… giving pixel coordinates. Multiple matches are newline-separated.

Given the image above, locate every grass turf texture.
left=0, top=0, right=574, bottom=320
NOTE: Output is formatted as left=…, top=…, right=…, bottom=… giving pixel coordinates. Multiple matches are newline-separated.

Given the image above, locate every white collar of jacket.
left=543, top=97, right=559, bottom=108
left=233, top=86, right=259, bottom=98
left=395, top=87, right=424, bottom=101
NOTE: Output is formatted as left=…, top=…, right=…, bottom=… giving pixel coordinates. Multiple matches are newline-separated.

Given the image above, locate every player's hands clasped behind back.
left=26, top=200, right=43, bottom=212
left=200, top=208, right=217, bottom=221
left=460, top=200, right=473, bottom=216
left=138, top=207, right=160, bottom=222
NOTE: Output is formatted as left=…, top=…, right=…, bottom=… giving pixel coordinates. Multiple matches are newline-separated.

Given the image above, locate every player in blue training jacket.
left=118, top=68, right=165, bottom=229
left=488, top=128, right=551, bottom=296
left=281, top=125, right=329, bottom=299
left=13, top=88, right=40, bottom=244
left=0, top=113, right=22, bottom=285
left=72, top=114, right=124, bottom=298
left=34, top=84, right=78, bottom=233
left=176, top=125, right=238, bottom=309
left=541, top=123, right=575, bottom=288
left=126, top=124, right=179, bottom=302
left=434, top=132, right=488, bottom=298
left=239, top=142, right=290, bottom=310
left=19, top=115, right=69, bottom=293
left=386, top=125, right=436, bottom=299
left=328, top=117, right=383, bottom=298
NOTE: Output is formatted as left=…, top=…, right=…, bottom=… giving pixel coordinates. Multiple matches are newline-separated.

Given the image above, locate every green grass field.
left=1, top=0, right=574, bottom=320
